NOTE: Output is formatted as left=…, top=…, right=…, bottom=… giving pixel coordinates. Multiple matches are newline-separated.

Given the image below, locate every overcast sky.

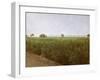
left=26, top=12, right=89, bottom=36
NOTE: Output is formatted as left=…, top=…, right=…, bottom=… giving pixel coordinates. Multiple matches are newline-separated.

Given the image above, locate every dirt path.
left=26, top=52, right=60, bottom=67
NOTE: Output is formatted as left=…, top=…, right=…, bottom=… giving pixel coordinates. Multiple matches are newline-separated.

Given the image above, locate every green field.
left=26, top=37, right=89, bottom=66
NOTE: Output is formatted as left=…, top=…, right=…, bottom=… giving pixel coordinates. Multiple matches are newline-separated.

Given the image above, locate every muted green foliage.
left=30, top=33, right=34, bottom=37
left=39, top=34, right=47, bottom=38
left=61, top=34, right=64, bottom=37
left=26, top=37, right=89, bottom=65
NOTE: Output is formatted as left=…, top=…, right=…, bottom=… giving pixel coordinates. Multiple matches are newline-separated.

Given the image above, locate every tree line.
left=26, top=33, right=90, bottom=38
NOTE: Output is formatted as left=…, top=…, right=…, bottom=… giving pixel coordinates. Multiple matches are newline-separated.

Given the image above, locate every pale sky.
left=26, top=12, right=90, bottom=36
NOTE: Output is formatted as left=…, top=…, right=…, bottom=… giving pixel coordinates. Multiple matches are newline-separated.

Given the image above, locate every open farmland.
left=26, top=37, right=89, bottom=67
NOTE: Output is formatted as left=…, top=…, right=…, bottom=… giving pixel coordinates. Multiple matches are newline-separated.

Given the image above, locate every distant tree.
left=87, top=34, right=90, bottom=37
left=39, top=34, right=47, bottom=38
left=30, top=34, right=34, bottom=37
left=61, top=34, right=64, bottom=37
left=25, top=35, right=28, bottom=37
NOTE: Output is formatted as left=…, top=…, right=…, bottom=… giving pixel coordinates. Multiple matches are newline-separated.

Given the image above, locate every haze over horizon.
left=26, top=12, right=90, bottom=37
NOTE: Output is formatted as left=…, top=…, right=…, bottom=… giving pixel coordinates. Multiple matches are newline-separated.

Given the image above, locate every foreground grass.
left=26, top=37, right=89, bottom=66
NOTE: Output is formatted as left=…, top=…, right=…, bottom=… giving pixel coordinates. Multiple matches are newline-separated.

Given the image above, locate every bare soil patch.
left=26, top=52, right=60, bottom=67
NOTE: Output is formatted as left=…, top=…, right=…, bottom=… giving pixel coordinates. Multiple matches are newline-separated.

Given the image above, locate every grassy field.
left=26, top=37, right=89, bottom=67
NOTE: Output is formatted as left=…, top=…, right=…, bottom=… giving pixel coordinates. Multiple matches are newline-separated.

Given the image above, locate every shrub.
left=61, top=34, right=64, bottom=37
left=87, top=34, right=90, bottom=37
left=39, top=34, right=47, bottom=38
left=30, top=33, right=34, bottom=37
